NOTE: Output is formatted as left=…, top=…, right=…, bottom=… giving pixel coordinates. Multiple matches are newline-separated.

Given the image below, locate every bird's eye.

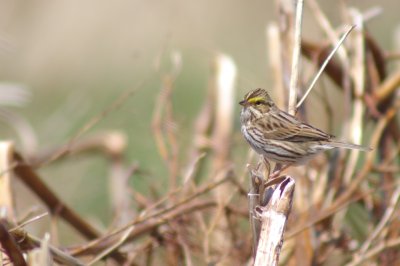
left=255, top=100, right=263, bottom=105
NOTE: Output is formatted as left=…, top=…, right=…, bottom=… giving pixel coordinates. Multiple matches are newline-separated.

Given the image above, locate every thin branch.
left=12, top=152, right=102, bottom=240
left=11, top=228, right=85, bottom=266
left=374, top=68, right=400, bottom=103
left=87, top=226, right=135, bottom=266
left=70, top=200, right=218, bottom=257
left=346, top=238, right=400, bottom=266
left=69, top=172, right=232, bottom=256
left=0, top=220, right=26, bottom=266
left=296, top=25, right=355, bottom=109
left=9, top=212, right=48, bottom=232
left=356, top=184, right=400, bottom=257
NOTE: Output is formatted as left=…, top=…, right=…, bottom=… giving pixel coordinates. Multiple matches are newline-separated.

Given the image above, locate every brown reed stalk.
left=0, top=220, right=26, bottom=266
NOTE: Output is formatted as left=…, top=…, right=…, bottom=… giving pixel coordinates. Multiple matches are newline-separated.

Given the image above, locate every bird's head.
left=239, top=88, right=275, bottom=113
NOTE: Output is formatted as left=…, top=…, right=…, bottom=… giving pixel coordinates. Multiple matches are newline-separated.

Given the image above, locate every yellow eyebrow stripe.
left=247, top=96, right=264, bottom=103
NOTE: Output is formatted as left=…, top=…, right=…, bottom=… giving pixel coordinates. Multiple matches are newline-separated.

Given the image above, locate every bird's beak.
left=239, top=100, right=247, bottom=106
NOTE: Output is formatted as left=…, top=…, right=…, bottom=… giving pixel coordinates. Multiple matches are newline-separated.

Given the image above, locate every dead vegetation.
left=0, top=0, right=400, bottom=265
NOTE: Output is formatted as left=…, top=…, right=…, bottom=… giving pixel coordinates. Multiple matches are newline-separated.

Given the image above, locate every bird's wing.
left=260, top=110, right=333, bottom=142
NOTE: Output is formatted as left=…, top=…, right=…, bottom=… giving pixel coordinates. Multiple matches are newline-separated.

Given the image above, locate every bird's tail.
left=329, top=140, right=372, bottom=152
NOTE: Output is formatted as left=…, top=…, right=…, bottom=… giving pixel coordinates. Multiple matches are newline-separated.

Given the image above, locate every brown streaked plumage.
left=239, top=88, right=371, bottom=166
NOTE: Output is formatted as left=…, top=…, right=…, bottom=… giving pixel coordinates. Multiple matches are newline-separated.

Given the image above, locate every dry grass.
left=0, top=1, right=400, bottom=265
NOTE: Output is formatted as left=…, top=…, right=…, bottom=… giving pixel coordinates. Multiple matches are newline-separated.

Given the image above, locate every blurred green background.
left=0, top=0, right=399, bottom=241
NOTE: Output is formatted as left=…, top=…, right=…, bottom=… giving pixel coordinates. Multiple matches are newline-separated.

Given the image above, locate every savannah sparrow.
left=239, top=88, right=370, bottom=170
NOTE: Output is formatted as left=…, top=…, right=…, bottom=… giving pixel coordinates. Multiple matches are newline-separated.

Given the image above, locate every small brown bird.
left=239, top=88, right=370, bottom=171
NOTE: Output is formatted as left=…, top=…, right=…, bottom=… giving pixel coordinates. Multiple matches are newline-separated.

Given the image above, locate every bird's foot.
left=268, top=164, right=290, bottom=180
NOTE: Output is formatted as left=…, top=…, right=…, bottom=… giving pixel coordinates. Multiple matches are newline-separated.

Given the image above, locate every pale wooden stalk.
left=27, top=234, right=52, bottom=266
left=266, top=23, right=285, bottom=109
left=277, top=0, right=295, bottom=85
left=288, top=0, right=303, bottom=115
left=332, top=9, right=368, bottom=233
left=254, top=176, right=295, bottom=266
left=206, top=53, right=236, bottom=263
left=0, top=141, right=16, bottom=221
left=212, top=53, right=237, bottom=177
left=343, top=9, right=366, bottom=184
